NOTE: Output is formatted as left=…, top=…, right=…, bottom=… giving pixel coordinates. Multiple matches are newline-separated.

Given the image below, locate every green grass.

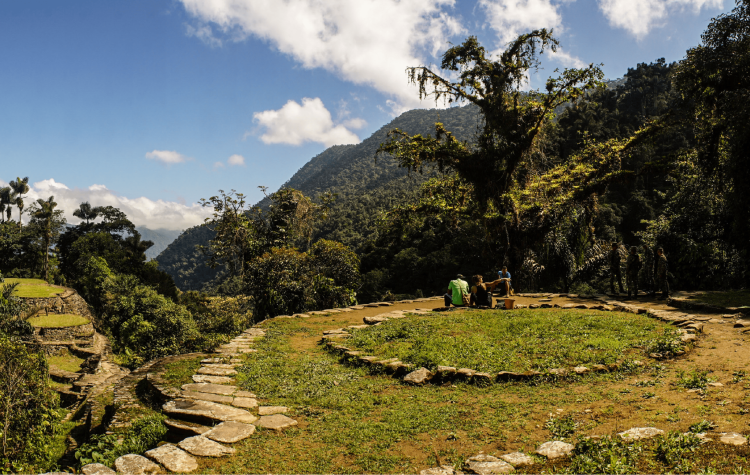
left=5, top=278, right=66, bottom=298
left=161, top=356, right=203, bottom=389
left=27, top=314, right=89, bottom=328
left=344, top=309, right=673, bottom=372
left=691, top=290, right=750, bottom=308
left=47, top=351, right=84, bottom=372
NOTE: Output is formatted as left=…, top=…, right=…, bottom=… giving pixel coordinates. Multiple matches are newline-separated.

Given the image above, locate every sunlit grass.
left=27, top=314, right=89, bottom=328
left=47, top=350, right=84, bottom=372
left=345, top=309, right=672, bottom=372
left=5, top=278, right=65, bottom=298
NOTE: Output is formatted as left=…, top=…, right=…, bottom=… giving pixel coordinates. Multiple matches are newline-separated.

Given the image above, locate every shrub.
left=545, top=414, right=578, bottom=439
left=675, top=369, right=712, bottom=389
left=654, top=431, right=701, bottom=466
left=566, top=435, right=641, bottom=474
left=0, top=338, right=59, bottom=473
left=75, top=413, right=166, bottom=468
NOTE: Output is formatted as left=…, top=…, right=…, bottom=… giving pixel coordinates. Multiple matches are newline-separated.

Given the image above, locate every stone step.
left=163, top=398, right=258, bottom=424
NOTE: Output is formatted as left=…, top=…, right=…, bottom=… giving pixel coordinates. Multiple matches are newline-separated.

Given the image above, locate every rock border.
left=321, top=296, right=704, bottom=387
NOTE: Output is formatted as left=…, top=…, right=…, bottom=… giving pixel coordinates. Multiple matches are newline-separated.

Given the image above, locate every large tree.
left=29, top=196, right=64, bottom=283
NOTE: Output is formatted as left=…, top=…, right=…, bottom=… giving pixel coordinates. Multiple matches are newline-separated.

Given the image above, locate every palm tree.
left=8, top=177, right=29, bottom=227
left=73, top=201, right=100, bottom=225
left=32, top=196, right=58, bottom=283
left=0, top=187, right=12, bottom=223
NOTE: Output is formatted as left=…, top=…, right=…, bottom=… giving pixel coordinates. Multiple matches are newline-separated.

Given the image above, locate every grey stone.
left=457, top=368, right=476, bottom=378
left=347, top=324, right=370, bottom=330
left=421, top=462, right=457, bottom=474
left=500, top=452, right=535, bottom=467
left=618, top=427, right=664, bottom=441
left=197, top=366, right=237, bottom=376
left=719, top=432, right=747, bottom=446
left=465, top=454, right=515, bottom=474
left=145, top=444, right=198, bottom=473
left=232, top=397, right=258, bottom=409
left=192, top=374, right=234, bottom=384
left=81, top=463, right=116, bottom=475
left=181, top=391, right=234, bottom=404
left=178, top=436, right=235, bottom=457
left=204, top=421, right=256, bottom=443
left=234, top=390, right=257, bottom=398
left=259, top=406, right=288, bottom=415
left=572, top=366, right=589, bottom=374
left=536, top=441, right=574, bottom=459
left=404, top=367, right=434, bottom=385
left=164, top=419, right=210, bottom=435
left=182, top=383, right=238, bottom=395
left=364, top=315, right=390, bottom=324
left=201, top=363, right=238, bottom=369
left=114, top=454, right=161, bottom=475
left=473, top=372, right=493, bottom=385
left=163, top=398, right=258, bottom=424
left=256, top=414, right=298, bottom=430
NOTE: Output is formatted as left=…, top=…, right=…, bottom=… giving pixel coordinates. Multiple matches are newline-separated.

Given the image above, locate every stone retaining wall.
left=34, top=322, right=95, bottom=341
left=22, top=289, right=97, bottom=325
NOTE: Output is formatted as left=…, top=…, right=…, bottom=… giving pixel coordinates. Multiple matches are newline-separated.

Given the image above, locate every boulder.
left=404, top=367, right=434, bottom=385
left=500, top=452, right=535, bottom=467
left=178, top=436, right=235, bottom=457
left=719, top=432, right=747, bottom=446
left=618, top=427, right=664, bottom=441
left=256, top=414, right=298, bottom=431
left=204, top=421, right=256, bottom=443
left=181, top=383, right=237, bottom=395
left=113, top=454, right=161, bottom=475
left=465, top=454, right=515, bottom=474
left=535, top=441, right=574, bottom=459
left=163, top=399, right=258, bottom=424
left=81, top=464, right=116, bottom=475
left=145, top=444, right=198, bottom=473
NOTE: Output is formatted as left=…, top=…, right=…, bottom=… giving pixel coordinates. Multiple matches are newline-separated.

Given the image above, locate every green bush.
left=75, top=413, right=166, bottom=468
left=0, top=338, right=59, bottom=473
left=566, top=435, right=641, bottom=474
left=654, top=431, right=701, bottom=467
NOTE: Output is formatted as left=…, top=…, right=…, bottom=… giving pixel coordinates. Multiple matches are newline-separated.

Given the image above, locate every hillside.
left=136, top=227, right=182, bottom=260
left=156, top=103, right=482, bottom=291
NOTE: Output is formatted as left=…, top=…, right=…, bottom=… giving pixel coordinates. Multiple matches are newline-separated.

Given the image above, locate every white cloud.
left=227, top=154, right=245, bottom=166
left=145, top=149, right=189, bottom=164
left=0, top=178, right=211, bottom=231
left=479, top=0, right=587, bottom=69
left=178, top=0, right=465, bottom=112
left=597, top=0, right=723, bottom=38
left=213, top=161, right=225, bottom=169
left=253, top=97, right=361, bottom=147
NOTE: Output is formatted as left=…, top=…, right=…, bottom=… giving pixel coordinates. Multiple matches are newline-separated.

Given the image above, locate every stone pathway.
left=82, top=327, right=299, bottom=474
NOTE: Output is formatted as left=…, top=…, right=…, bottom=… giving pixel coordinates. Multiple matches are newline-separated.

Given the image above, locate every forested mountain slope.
left=157, top=104, right=482, bottom=291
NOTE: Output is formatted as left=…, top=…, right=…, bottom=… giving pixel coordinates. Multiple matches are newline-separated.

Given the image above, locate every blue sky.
left=0, top=0, right=732, bottom=230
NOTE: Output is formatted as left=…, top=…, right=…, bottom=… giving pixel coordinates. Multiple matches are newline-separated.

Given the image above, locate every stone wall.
left=34, top=322, right=95, bottom=341
left=22, top=289, right=97, bottom=325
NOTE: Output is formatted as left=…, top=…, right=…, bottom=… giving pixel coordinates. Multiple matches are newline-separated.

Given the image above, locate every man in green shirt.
left=445, top=274, right=470, bottom=307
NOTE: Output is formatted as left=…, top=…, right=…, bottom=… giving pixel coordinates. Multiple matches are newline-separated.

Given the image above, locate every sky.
left=0, top=0, right=734, bottom=231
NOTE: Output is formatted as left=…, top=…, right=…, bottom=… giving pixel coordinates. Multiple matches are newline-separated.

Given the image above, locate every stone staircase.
left=82, top=327, right=299, bottom=474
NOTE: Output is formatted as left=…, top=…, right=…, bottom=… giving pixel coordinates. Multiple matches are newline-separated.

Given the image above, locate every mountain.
left=156, top=103, right=483, bottom=291
left=136, top=227, right=182, bottom=260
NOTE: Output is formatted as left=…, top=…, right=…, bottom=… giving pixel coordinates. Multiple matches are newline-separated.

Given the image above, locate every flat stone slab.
left=197, top=367, right=237, bottom=376
left=404, top=367, right=434, bottom=385
left=536, top=441, right=574, bottom=459
left=720, top=432, right=747, bottom=446
left=201, top=363, right=238, bottom=369
left=145, top=444, right=198, bottom=473
left=178, top=435, right=235, bottom=457
left=235, top=390, right=257, bottom=398
left=259, top=406, right=288, bottom=415
left=181, top=391, right=234, bottom=404
left=81, top=463, right=116, bottom=475
left=256, top=413, right=298, bottom=430
left=465, top=454, right=514, bottom=474
left=364, top=315, right=390, bottom=324
left=182, top=383, right=238, bottom=395
left=500, top=452, right=535, bottom=467
left=204, top=421, right=256, bottom=443
left=232, top=397, right=258, bottom=409
left=347, top=325, right=369, bottom=330
left=420, top=465, right=458, bottom=475
left=164, top=418, right=210, bottom=435
left=163, top=398, right=258, bottom=424
left=114, top=454, right=161, bottom=475
left=192, top=374, right=234, bottom=384
left=618, top=427, right=664, bottom=441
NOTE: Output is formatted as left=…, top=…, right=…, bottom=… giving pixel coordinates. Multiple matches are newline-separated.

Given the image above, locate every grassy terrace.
left=4, top=278, right=65, bottom=298
left=189, top=308, right=750, bottom=474
left=27, top=314, right=89, bottom=328
left=691, top=290, right=750, bottom=308
left=345, top=309, right=674, bottom=372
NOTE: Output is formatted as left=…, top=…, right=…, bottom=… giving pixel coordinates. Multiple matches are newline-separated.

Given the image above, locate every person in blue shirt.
left=497, top=266, right=513, bottom=297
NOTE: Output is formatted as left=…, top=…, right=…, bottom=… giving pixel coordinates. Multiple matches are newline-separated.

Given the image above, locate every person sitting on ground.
left=470, top=274, right=505, bottom=308
left=497, top=266, right=513, bottom=297
left=444, top=274, right=470, bottom=307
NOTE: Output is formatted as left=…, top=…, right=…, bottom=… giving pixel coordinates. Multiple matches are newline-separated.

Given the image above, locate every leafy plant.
left=689, top=420, right=715, bottom=433
left=655, top=431, right=701, bottom=466
left=644, top=329, right=684, bottom=356
left=566, top=435, right=641, bottom=474
left=675, top=370, right=713, bottom=390
left=74, top=413, right=166, bottom=468
left=545, top=414, right=578, bottom=439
